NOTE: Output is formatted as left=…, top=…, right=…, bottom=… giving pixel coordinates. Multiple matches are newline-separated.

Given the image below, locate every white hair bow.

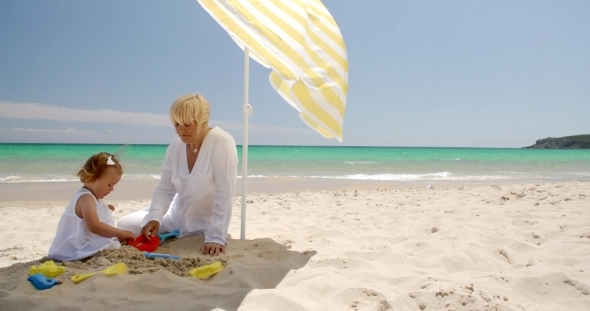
left=107, top=156, right=116, bottom=166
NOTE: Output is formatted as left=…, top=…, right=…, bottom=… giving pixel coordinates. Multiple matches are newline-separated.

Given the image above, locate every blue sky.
left=1, top=0, right=588, bottom=147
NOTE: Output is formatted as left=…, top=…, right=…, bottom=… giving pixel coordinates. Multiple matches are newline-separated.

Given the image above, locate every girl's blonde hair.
left=77, top=152, right=123, bottom=183
left=169, top=94, right=210, bottom=128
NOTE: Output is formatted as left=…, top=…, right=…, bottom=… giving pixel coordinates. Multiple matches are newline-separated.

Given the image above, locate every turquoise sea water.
left=0, top=143, right=589, bottom=183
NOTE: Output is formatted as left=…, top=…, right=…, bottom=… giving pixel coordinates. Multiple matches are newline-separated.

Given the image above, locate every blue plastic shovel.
left=157, top=230, right=180, bottom=242
left=144, top=252, right=181, bottom=260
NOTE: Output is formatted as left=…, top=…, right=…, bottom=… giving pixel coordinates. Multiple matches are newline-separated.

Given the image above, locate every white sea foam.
left=1, top=171, right=584, bottom=184
left=0, top=175, right=22, bottom=182
left=305, top=172, right=520, bottom=181
left=0, top=174, right=164, bottom=183
left=570, top=172, right=590, bottom=176
left=0, top=177, right=74, bottom=183
left=344, top=161, right=377, bottom=164
left=120, top=174, right=162, bottom=181
left=307, top=172, right=450, bottom=181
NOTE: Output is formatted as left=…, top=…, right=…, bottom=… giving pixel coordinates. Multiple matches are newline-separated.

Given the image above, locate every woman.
left=118, top=94, right=238, bottom=257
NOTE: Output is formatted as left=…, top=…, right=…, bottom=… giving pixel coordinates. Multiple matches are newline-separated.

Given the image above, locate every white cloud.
left=0, top=101, right=310, bottom=133
left=12, top=127, right=90, bottom=133
left=0, top=101, right=170, bottom=127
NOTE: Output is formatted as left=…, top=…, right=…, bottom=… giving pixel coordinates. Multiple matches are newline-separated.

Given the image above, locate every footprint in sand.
left=332, top=288, right=390, bottom=311
left=563, top=279, right=590, bottom=295
left=256, top=251, right=274, bottom=260
left=512, top=220, right=538, bottom=226
left=499, top=249, right=513, bottom=265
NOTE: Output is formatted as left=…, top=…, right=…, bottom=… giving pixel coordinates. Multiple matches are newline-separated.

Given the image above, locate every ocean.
left=0, top=144, right=589, bottom=184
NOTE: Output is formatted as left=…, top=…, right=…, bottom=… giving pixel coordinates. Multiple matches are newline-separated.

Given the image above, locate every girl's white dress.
left=48, top=188, right=121, bottom=261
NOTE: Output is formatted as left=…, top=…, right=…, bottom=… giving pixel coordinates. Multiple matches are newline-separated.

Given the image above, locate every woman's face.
left=175, top=121, right=199, bottom=143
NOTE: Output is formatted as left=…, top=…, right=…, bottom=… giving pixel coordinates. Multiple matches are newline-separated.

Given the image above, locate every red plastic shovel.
left=127, top=230, right=180, bottom=252
left=127, top=235, right=160, bottom=252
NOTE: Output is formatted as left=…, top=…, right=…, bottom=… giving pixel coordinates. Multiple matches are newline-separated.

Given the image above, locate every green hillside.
left=525, top=135, right=590, bottom=149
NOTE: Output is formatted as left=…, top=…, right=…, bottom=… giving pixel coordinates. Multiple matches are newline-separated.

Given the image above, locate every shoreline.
left=0, top=176, right=581, bottom=203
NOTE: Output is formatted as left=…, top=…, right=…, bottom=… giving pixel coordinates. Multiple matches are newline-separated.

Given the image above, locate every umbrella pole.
left=240, top=48, right=250, bottom=240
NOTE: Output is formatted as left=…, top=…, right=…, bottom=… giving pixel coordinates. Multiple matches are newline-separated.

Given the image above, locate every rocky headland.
left=525, top=134, right=590, bottom=149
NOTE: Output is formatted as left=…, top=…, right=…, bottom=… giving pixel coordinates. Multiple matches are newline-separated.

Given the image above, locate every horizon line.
left=0, top=142, right=537, bottom=149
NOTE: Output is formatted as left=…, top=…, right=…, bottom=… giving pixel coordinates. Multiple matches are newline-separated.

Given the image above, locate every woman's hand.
left=141, top=220, right=160, bottom=241
left=201, top=242, right=225, bottom=257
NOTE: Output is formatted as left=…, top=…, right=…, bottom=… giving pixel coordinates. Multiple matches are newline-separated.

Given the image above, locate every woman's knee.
left=117, top=213, right=143, bottom=236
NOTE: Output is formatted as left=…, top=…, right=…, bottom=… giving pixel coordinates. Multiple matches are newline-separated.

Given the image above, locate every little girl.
left=48, top=152, right=136, bottom=261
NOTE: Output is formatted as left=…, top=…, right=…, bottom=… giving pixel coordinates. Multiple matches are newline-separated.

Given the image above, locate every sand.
left=1, top=180, right=589, bottom=310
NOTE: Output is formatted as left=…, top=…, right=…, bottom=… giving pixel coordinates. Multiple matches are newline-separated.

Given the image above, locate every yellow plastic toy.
left=189, top=261, right=224, bottom=279
left=71, top=262, right=127, bottom=284
left=29, top=260, right=65, bottom=278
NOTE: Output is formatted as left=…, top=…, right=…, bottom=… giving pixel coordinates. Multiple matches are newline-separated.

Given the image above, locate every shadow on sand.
left=0, top=236, right=316, bottom=311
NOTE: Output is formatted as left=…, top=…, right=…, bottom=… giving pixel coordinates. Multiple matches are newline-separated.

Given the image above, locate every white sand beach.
left=1, top=180, right=589, bottom=310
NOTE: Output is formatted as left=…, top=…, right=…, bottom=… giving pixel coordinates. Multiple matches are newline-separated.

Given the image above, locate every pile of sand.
left=60, top=245, right=227, bottom=277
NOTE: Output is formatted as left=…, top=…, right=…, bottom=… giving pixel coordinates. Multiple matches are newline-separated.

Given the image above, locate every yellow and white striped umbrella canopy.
left=197, top=0, right=348, bottom=140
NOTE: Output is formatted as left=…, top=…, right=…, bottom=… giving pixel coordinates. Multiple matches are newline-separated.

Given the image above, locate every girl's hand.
left=141, top=220, right=160, bottom=241
left=201, top=243, right=225, bottom=257
left=108, top=204, right=115, bottom=211
left=118, top=230, right=136, bottom=242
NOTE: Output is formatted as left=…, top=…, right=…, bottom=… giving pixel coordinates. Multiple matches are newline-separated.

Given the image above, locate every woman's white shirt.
left=141, top=127, right=238, bottom=245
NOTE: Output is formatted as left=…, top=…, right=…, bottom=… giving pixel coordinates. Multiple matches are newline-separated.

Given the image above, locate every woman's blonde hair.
left=77, top=152, right=123, bottom=183
left=169, top=94, right=210, bottom=128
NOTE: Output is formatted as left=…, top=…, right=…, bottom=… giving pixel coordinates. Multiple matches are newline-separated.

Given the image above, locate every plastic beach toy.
left=128, top=235, right=160, bottom=252
left=28, top=273, right=60, bottom=290
left=189, top=262, right=223, bottom=279
left=127, top=230, right=180, bottom=252
left=29, top=260, right=65, bottom=278
left=71, top=262, right=127, bottom=284
left=158, top=230, right=180, bottom=242
left=144, top=252, right=180, bottom=260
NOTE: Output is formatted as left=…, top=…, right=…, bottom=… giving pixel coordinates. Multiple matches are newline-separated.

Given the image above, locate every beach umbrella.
left=196, top=0, right=348, bottom=239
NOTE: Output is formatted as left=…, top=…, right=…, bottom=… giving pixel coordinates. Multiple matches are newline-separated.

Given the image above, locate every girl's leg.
left=116, top=206, right=150, bottom=236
